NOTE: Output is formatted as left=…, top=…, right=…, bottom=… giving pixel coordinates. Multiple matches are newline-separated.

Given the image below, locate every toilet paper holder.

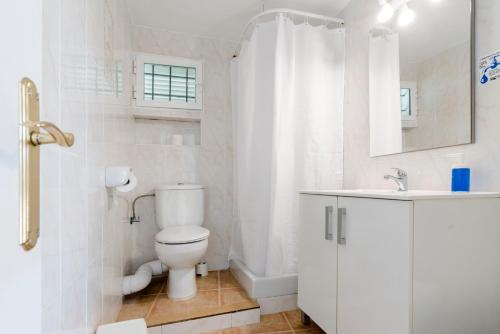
left=105, top=166, right=138, bottom=209
left=105, top=166, right=135, bottom=189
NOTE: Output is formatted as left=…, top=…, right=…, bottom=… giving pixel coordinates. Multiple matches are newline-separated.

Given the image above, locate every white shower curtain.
left=369, top=32, right=402, bottom=156
left=231, top=14, right=345, bottom=277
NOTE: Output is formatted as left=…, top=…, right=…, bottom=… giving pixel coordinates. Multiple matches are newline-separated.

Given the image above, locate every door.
left=336, top=197, right=412, bottom=334
left=298, top=194, right=338, bottom=334
left=0, top=1, right=43, bottom=333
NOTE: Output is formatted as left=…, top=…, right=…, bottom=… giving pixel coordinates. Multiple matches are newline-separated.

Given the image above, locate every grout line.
left=159, top=276, right=167, bottom=296
left=145, top=293, right=161, bottom=320
left=282, top=311, right=295, bottom=333
left=144, top=279, right=166, bottom=320
left=217, top=270, right=222, bottom=306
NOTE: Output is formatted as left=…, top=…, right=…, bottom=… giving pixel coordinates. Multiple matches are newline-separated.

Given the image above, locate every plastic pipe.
left=122, top=260, right=167, bottom=295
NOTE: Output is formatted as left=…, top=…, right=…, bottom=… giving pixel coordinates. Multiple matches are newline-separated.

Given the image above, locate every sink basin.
left=299, top=189, right=500, bottom=200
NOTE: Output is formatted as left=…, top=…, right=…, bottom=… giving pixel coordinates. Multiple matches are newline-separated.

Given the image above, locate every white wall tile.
left=161, top=314, right=231, bottom=334
left=231, top=309, right=261, bottom=327
left=42, top=0, right=134, bottom=333
left=148, top=326, right=161, bottom=334
left=257, top=295, right=298, bottom=315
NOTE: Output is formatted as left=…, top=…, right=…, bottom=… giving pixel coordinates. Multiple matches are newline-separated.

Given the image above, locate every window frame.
left=400, top=81, right=418, bottom=121
left=134, top=53, right=203, bottom=110
left=400, top=81, right=418, bottom=128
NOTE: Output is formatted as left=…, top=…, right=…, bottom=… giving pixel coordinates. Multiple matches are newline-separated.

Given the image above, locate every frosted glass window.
left=134, top=53, right=203, bottom=110
left=144, top=63, right=197, bottom=103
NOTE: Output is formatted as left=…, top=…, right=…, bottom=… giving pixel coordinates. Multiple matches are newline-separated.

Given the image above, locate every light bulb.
left=378, top=2, right=395, bottom=23
left=398, top=4, right=415, bottom=26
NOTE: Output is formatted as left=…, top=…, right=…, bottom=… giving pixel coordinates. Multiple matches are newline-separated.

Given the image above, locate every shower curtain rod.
left=233, top=8, right=345, bottom=57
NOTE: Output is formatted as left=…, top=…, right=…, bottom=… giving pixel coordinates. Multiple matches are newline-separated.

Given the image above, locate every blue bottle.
left=452, top=168, right=470, bottom=192
left=449, top=153, right=470, bottom=192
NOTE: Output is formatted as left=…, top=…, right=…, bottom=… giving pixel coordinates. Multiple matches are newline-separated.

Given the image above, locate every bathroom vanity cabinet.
left=298, top=190, right=500, bottom=334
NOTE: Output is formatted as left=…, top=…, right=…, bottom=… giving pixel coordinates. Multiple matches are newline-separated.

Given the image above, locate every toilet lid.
left=156, top=226, right=210, bottom=244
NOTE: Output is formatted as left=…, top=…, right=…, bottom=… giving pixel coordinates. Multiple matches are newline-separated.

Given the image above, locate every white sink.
left=299, top=189, right=500, bottom=200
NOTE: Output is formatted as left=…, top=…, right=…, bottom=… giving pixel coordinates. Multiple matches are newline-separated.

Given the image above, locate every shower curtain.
left=369, top=31, right=402, bottom=156
left=231, top=14, right=345, bottom=277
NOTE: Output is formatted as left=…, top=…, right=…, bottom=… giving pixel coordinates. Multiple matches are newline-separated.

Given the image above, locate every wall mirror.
left=369, top=0, right=474, bottom=157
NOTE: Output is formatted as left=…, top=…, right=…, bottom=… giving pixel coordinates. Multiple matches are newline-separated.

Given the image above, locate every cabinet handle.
left=325, top=206, right=334, bottom=240
left=337, top=208, right=346, bottom=245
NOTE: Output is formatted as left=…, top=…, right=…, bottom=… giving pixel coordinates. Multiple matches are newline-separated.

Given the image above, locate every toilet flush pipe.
left=122, top=260, right=167, bottom=295
left=129, top=193, right=155, bottom=224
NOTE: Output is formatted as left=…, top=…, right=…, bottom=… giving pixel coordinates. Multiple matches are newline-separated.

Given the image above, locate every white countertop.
left=299, top=189, right=500, bottom=200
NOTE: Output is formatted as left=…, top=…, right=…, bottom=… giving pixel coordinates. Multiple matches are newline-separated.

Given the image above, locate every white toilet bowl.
left=155, top=225, right=210, bottom=300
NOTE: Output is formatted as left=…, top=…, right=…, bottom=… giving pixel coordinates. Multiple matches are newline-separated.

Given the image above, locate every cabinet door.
left=337, top=197, right=412, bottom=334
left=413, top=198, right=500, bottom=334
left=298, top=195, right=338, bottom=334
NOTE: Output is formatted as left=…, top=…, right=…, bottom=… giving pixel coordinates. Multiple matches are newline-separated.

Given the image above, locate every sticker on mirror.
left=479, top=51, right=500, bottom=85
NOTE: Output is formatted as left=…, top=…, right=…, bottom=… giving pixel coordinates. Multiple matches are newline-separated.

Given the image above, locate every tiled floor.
left=116, top=270, right=260, bottom=327
left=204, top=310, right=326, bottom=334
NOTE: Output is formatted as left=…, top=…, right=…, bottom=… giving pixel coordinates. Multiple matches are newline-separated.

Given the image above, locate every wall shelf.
left=132, top=107, right=202, bottom=122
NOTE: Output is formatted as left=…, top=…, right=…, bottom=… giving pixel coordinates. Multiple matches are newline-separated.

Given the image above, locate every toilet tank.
left=155, top=184, right=204, bottom=229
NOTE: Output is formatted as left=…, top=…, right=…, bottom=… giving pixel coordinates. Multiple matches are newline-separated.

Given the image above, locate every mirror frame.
left=470, top=0, right=476, bottom=146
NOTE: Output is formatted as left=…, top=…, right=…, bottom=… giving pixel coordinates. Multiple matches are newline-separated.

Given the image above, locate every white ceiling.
left=125, top=0, right=352, bottom=41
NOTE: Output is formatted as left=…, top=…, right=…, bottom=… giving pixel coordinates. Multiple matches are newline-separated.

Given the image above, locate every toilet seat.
left=155, top=225, right=210, bottom=245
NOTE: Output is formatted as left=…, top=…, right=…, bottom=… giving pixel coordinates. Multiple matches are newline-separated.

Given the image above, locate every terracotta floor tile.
left=117, top=269, right=259, bottom=327
left=219, top=313, right=292, bottom=334
left=220, top=288, right=260, bottom=312
left=197, top=271, right=219, bottom=291
left=146, top=290, right=220, bottom=326
left=116, top=295, right=156, bottom=322
left=283, top=310, right=320, bottom=331
left=220, top=270, right=239, bottom=289
left=138, top=276, right=166, bottom=296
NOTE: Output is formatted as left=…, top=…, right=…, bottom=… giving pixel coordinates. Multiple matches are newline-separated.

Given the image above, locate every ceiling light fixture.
left=398, top=4, right=415, bottom=26
left=377, top=0, right=395, bottom=23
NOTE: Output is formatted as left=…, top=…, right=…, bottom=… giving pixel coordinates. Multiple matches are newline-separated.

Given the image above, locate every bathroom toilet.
left=154, top=184, right=210, bottom=300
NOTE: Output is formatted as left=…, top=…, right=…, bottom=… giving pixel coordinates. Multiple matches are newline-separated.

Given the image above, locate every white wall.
left=128, top=26, right=235, bottom=272
left=341, top=0, right=500, bottom=191
left=41, top=0, right=134, bottom=333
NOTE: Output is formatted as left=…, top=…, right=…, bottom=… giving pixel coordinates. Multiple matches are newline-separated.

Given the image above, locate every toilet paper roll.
left=116, top=172, right=138, bottom=193
left=196, top=262, right=208, bottom=277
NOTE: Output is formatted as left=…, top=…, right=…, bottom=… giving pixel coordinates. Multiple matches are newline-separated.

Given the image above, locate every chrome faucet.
left=384, top=168, right=408, bottom=192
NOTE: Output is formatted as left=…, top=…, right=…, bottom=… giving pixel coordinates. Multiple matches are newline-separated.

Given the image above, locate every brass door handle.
left=19, top=77, right=75, bottom=251
left=22, top=120, right=74, bottom=147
